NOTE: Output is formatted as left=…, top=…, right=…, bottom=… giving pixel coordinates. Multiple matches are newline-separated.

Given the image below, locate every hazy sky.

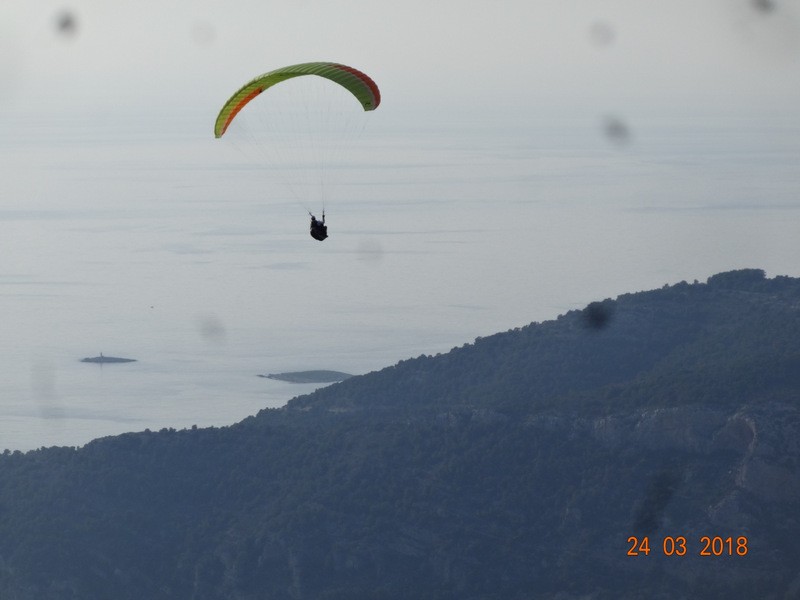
left=3, top=0, right=800, bottom=118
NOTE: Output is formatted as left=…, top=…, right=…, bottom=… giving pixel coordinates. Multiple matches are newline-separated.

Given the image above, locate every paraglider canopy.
left=214, top=62, right=380, bottom=241
left=214, top=62, right=381, bottom=138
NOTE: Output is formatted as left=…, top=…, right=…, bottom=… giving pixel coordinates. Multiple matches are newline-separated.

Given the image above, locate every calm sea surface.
left=1, top=109, right=798, bottom=450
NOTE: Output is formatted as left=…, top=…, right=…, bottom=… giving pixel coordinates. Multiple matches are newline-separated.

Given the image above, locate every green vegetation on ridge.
left=0, top=269, right=798, bottom=599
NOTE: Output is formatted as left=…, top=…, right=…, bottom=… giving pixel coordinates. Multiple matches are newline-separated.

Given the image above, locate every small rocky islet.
left=80, top=353, right=136, bottom=364
left=258, top=370, right=352, bottom=384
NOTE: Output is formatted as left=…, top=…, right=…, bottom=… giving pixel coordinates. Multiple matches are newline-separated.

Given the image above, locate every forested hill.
left=284, top=267, right=800, bottom=417
left=0, top=268, right=799, bottom=599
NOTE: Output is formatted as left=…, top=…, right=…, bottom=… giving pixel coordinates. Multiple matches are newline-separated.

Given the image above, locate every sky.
left=0, top=1, right=799, bottom=448
left=3, top=0, right=800, bottom=117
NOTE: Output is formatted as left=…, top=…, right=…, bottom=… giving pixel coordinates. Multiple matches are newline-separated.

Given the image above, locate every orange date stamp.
left=627, top=535, right=749, bottom=557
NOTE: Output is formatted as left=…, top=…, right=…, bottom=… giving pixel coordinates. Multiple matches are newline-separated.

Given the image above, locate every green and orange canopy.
left=214, top=62, right=381, bottom=138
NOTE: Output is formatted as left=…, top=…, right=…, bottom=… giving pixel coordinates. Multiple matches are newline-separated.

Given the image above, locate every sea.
left=1, top=106, right=798, bottom=451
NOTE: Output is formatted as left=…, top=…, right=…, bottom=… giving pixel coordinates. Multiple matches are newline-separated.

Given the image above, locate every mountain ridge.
left=0, top=268, right=798, bottom=599
left=279, top=267, right=800, bottom=417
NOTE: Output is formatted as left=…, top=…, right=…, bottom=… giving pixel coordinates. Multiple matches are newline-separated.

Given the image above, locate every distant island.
left=259, top=370, right=352, bottom=384
left=80, top=353, right=136, bottom=364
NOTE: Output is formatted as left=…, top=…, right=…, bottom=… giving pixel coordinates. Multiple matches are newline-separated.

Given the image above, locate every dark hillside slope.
left=0, top=269, right=798, bottom=599
left=288, top=268, right=800, bottom=416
